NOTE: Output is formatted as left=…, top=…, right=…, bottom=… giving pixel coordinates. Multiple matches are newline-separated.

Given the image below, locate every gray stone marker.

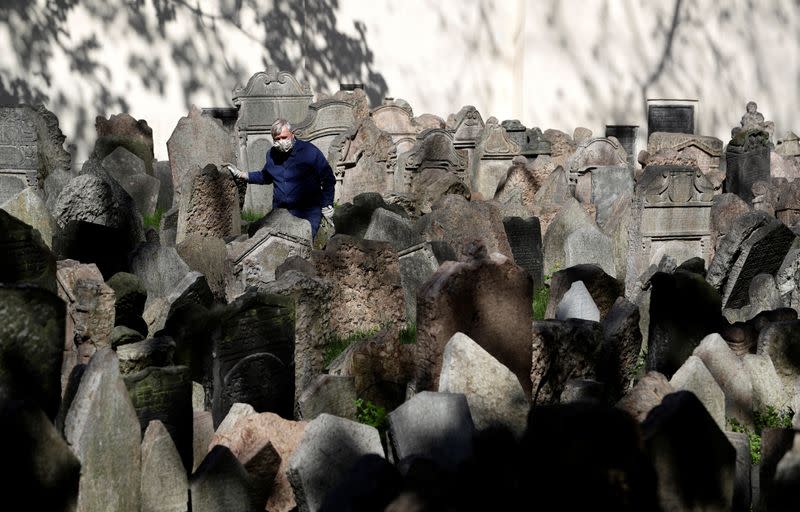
left=725, top=431, right=751, bottom=512
left=64, top=348, right=142, bottom=512
left=92, top=112, right=155, bottom=175
left=502, top=216, right=543, bottom=291
left=0, top=208, right=57, bottom=291
left=2, top=186, right=58, bottom=249
left=288, top=414, right=384, bottom=512
left=647, top=132, right=724, bottom=178
left=328, top=118, right=396, bottom=204
left=693, top=333, right=752, bottom=424
left=398, top=242, right=441, bottom=322
left=233, top=67, right=313, bottom=213
left=438, top=332, right=528, bottom=436
left=298, top=374, right=358, bottom=421
left=647, top=103, right=695, bottom=138
left=616, top=371, right=674, bottom=423
left=564, top=225, right=616, bottom=277
left=0, top=285, right=65, bottom=419
left=470, top=117, right=520, bottom=198
left=565, top=136, right=627, bottom=200
left=590, top=166, right=633, bottom=229
left=293, top=97, right=358, bottom=159
left=176, top=164, right=240, bottom=244
left=364, top=207, right=420, bottom=251
left=395, top=128, right=467, bottom=198
left=1, top=401, right=81, bottom=511
left=123, top=365, right=193, bottom=471
left=555, top=280, right=600, bottom=321
left=605, top=125, right=638, bottom=168
left=140, top=420, right=189, bottom=512
left=130, top=242, right=191, bottom=306
left=669, top=355, right=726, bottom=429
left=387, top=391, right=474, bottom=470
left=190, top=445, right=253, bottom=512
left=642, top=391, right=735, bottom=512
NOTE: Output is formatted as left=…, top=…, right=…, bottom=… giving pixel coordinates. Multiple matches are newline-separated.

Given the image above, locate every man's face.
left=275, top=126, right=294, bottom=142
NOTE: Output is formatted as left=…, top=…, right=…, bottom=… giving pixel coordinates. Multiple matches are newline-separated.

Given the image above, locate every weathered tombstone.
left=669, top=355, right=726, bottom=428
left=520, top=126, right=553, bottom=158
left=371, top=98, right=437, bottom=154
left=175, top=164, right=240, bottom=244
left=564, top=225, right=616, bottom=277
left=292, top=98, right=358, bottom=159
left=565, top=137, right=627, bottom=201
left=232, top=67, right=313, bottom=213
left=310, top=235, right=404, bottom=337
left=298, top=374, right=358, bottom=421
left=641, top=391, right=735, bottom=512
left=0, top=400, right=81, bottom=511
left=129, top=242, right=191, bottom=305
left=116, top=336, right=175, bottom=374
left=590, top=166, right=633, bottom=229
left=415, top=249, right=533, bottom=394
left=470, top=117, right=520, bottom=198
left=726, top=102, right=773, bottom=204
left=288, top=414, right=384, bottom=512
left=398, top=242, right=442, bottom=322
left=706, top=211, right=795, bottom=309
left=493, top=156, right=540, bottom=217
left=140, top=420, right=189, bottom=512
left=692, top=333, right=753, bottom=424
left=756, top=320, right=800, bottom=402
left=776, top=131, right=800, bottom=158
left=758, top=428, right=796, bottom=512
left=0, top=104, right=71, bottom=189
left=0, top=285, right=65, bottom=419
left=770, top=432, right=800, bottom=512
left=616, top=371, right=674, bottom=422
left=502, top=216, right=543, bottom=290
left=555, top=280, right=600, bottom=321
left=1, top=186, right=57, bottom=249
left=93, top=113, right=155, bottom=174
left=57, top=260, right=116, bottom=386
left=501, top=119, right=528, bottom=147
left=647, top=132, right=723, bottom=181
left=601, top=297, right=643, bottom=400
left=387, top=391, right=474, bottom=470
left=438, top=332, right=529, bottom=436
left=64, top=349, right=142, bottom=511
left=395, top=128, right=467, bottom=196
left=176, top=234, right=231, bottom=303
left=364, top=207, right=420, bottom=252
left=0, top=208, right=57, bottom=291
left=626, top=165, right=715, bottom=295
left=541, top=197, right=593, bottom=275
left=448, top=105, right=484, bottom=170
left=328, top=117, right=395, bottom=203
left=190, top=445, right=253, bottom=512
left=143, top=270, right=214, bottom=336
left=711, top=193, right=751, bottom=252
left=647, top=100, right=696, bottom=138
left=545, top=265, right=623, bottom=321
left=101, top=147, right=160, bottom=215
left=605, top=125, right=638, bottom=168
left=123, top=366, right=193, bottom=471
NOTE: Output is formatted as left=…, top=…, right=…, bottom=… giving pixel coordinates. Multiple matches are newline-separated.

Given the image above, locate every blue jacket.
left=248, top=139, right=336, bottom=209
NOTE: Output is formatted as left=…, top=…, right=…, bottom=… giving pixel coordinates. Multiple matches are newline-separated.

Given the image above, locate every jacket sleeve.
left=316, top=150, right=336, bottom=207
left=248, top=152, right=274, bottom=184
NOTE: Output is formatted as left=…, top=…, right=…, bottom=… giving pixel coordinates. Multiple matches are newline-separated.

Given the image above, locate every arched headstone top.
left=232, top=66, right=312, bottom=104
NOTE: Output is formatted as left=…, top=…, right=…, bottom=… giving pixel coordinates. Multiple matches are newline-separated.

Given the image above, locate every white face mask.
left=273, top=137, right=294, bottom=152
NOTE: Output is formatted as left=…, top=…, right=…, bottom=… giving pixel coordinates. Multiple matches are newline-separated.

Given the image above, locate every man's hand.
left=223, top=162, right=248, bottom=181
left=321, top=205, right=334, bottom=220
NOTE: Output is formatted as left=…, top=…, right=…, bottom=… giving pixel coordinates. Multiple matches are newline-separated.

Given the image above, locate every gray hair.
left=271, top=118, right=293, bottom=138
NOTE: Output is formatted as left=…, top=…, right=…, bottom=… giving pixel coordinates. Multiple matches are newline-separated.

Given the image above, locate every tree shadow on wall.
left=0, top=0, right=388, bottom=150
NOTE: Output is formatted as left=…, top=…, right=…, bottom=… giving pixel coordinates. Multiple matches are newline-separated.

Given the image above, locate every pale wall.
left=1, top=0, right=798, bottom=162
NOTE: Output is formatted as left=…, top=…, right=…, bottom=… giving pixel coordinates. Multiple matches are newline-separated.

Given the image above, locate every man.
left=224, top=118, right=336, bottom=238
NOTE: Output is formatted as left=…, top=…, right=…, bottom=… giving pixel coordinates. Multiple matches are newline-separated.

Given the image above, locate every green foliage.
left=399, top=323, right=417, bottom=344
left=354, top=398, right=388, bottom=431
left=727, top=406, right=794, bottom=465
left=142, top=208, right=165, bottom=230
left=322, top=328, right=379, bottom=367
left=532, top=285, right=549, bottom=320
left=241, top=209, right=264, bottom=223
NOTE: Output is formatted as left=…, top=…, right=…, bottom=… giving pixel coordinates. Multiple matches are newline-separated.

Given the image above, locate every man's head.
left=271, top=118, right=295, bottom=152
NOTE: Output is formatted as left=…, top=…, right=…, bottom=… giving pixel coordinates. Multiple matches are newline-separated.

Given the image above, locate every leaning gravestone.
left=669, top=355, right=726, bottom=429
left=590, top=166, right=633, bottom=229
left=0, top=208, right=57, bottom=291
left=288, top=414, right=384, bottom=512
left=1, top=186, right=57, bottom=249
left=167, top=105, right=236, bottom=202
left=140, top=420, right=189, bottom=512
left=93, top=113, right=155, bottom=175
left=123, top=365, right=193, bottom=471
left=564, top=225, right=616, bottom=277
left=0, top=285, right=65, bottom=420
left=364, top=207, right=420, bottom=252
left=387, top=391, right=475, bottom=470
left=176, top=164, right=240, bottom=244
left=64, top=349, right=142, bottom=512
left=0, top=104, right=71, bottom=190
left=102, top=147, right=160, bottom=216
left=502, top=216, right=543, bottom=291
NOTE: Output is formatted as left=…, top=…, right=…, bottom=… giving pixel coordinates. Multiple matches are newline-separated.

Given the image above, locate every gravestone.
left=501, top=119, right=527, bottom=147
left=438, top=332, right=529, bottom=436
left=395, top=128, right=467, bottom=195
left=288, top=414, right=384, bottom=512
left=387, top=391, right=474, bottom=470
left=626, top=165, right=715, bottom=295
left=605, top=125, right=638, bottom=168
left=502, top=216, right=543, bottom=290
left=298, top=374, right=358, bottom=421
left=647, top=102, right=695, bottom=138
left=210, top=291, right=295, bottom=426
left=541, top=197, right=594, bottom=275
left=0, top=104, right=71, bottom=189
left=0, top=285, right=65, bottom=419
left=647, top=132, right=723, bottom=179
left=123, top=365, right=193, bottom=471
left=129, top=242, right=191, bottom=306
left=545, top=264, right=623, bottom=322
left=93, top=113, right=155, bottom=175
left=371, top=98, right=437, bottom=154
left=140, top=420, right=189, bottom=512
left=1, top=186, right=57, bottom=248
left=292, top=98, right=357, bottom=158
left=64, top=349, right=142, bottom=512
left=726, top=103, right=773, bottom=204
left=398, top=242, right=442, bottom=321
left=707, top=211, right=795, bottom=309
left=415, top=249, right=533, bottom=394
left=565, top=137, right=627, bottom=201
left=364, top=207, right=420, bottom=251
left=176, top=164, right=240, bottom=244
left=470, top=117, right=521, bottom=198
left=590, top=166, right=633, bottom=229
left=669, top=355, right=725, bottom=428
left=0, top=208, right=57, bottom=291
left=520, top=127, right=552, bottom=157
left=190, top=445, right=252, bottom=512
left=449, top=105, right=484, bottom=170
left=564, top=225, right=616, bottom=277
left=102, top=147, right=160, bottom=215
left=328, top=118, right=395, bottom=203
left=555, top=281, right=600, bottom=321
left=233, top=67, right=313, bottom=213
left=616, top=371, right=674, bottom=422
left=776, top=131, right=800, bottom=157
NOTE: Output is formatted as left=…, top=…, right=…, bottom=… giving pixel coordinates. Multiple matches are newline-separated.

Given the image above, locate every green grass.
left=355, top=398, right=388, bottom=431
left=142, top=208, right=165, bottom=230
left=241, top=209, right=264, bottom=223
left=399, top=323, right=417, bottom=344
left=322, top=328, right=380, bottom=367
left=532, top=285, right=549, bottom=320
left=728, top=406, right=794, bottom=464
